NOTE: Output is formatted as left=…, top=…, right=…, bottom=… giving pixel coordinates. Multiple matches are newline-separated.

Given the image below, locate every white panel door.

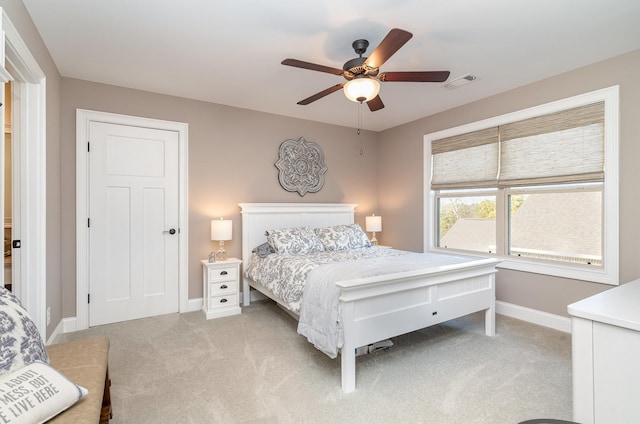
left=89, top=121, right=179, bottom=326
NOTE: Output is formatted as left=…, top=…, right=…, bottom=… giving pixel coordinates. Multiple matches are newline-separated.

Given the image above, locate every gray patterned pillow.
left=0, top=287, right=49, bottom=375
left=314, top=224, right=373, bottom=251
left=252, top=242, right=275, bottom=258
left=266, top=227, right=325, bottom=255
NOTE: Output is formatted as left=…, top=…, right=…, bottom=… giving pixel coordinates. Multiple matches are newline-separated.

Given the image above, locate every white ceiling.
left=22, top=0, right=640, bottom=132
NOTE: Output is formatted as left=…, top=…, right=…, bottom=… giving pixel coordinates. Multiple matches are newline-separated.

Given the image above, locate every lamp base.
left=213, top=240, right=228, bottom=261
left=215, top=249, right=228, bottom=261
left=370, top=233, right=378, bottom=246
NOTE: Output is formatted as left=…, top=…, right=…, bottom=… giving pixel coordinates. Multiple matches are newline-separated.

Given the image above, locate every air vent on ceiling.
left=443, top=74, right=478, bottom=90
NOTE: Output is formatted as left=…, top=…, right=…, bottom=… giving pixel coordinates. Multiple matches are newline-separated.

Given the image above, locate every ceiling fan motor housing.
left=343, top=39, right=380, bottom=80
left=343, top=60, right=379, bottom=79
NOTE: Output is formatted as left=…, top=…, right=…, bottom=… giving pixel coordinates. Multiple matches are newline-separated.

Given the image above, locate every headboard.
left=238, top=203, right=357, bottom=271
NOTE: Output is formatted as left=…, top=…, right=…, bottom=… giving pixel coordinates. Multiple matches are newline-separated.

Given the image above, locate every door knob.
left=163, top=228, right=177, bottom=235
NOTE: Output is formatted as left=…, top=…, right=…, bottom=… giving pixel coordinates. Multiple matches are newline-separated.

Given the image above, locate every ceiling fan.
left=281, top=28, right=450, bottom=112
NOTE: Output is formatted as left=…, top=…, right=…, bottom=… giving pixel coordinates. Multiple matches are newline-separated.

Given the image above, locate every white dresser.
left=201, top=258, right=242, bottom=319
left=568, top=279, right=640, bottom=424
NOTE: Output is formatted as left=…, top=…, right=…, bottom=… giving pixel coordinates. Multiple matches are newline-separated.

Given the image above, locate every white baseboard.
left=188, top=293, right=267, bottom=310
left=46, top=317, right=77, bottom=345
left=249, top=290, right=267, bottom=303
left=55, top=299, right=202, bottom=338
left=46, top=320, right=65, bottom=345
left=62, top=317, right=78, bottom=333
left=496, top=301, right=571, bottom=333
left=57, top=298, right=567, bottom=341
left=186, top=297, right=203, bottom=313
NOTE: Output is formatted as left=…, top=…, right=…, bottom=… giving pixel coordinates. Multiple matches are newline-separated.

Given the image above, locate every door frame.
left=2, top=10, right=47, bottom=337
left=76, top=109, right=189, bottom=330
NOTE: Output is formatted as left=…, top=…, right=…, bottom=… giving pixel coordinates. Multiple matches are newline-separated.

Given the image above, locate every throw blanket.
left=297, top=252, right=479, bottom=358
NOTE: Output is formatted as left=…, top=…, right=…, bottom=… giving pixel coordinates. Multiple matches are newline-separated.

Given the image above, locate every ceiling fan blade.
left=367, top=95, right=384, bottom=112
left=297, top=83, right=344, bottom=105
left=364, top=28, right=413, bottom=69
left=379, top=71, right=451, bottom=82
left=282, top=59, right=344, bottom=76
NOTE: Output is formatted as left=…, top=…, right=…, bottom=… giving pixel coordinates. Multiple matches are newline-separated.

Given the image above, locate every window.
left=424, top=86, right=619, bottom=285
left=437, top=191, right=497, bottom=254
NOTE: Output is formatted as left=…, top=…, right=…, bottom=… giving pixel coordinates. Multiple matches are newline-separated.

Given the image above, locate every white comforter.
left=297, top=251, right=478, bottom=358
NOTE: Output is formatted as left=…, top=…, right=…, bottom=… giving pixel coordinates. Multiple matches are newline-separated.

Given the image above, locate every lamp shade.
left=211, top=219, right=232, bottom=241
left=343, top=78, right=380, bottom=103
left=365, top=215, right=382, bottom=232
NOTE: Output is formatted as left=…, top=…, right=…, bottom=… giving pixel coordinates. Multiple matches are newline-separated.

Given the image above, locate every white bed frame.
left=239, top=203, right=500, bottom=393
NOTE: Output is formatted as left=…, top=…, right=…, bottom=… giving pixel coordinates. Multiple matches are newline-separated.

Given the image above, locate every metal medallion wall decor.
left=275, top=137, right=327, bottom=196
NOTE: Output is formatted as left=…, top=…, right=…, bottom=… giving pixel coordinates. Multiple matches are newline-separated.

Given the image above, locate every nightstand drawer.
left=210, top=281, right=237, bottom=296
left=210, top=294, right=238, bottom=309
left=208, top=266, right=238, bottom=283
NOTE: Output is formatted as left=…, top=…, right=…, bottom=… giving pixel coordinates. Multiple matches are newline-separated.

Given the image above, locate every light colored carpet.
left=57, top=301, right=573, bottom=424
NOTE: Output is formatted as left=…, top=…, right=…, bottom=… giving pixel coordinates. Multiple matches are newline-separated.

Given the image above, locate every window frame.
left=424, top=86, right=619, bottom=285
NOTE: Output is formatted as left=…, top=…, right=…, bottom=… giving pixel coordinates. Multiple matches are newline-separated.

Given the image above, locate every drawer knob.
left=220, top=271, right=228, bottom=276
left=220, top=284, right=228, bottom=289
left=220, top=298, right=228, bottom=303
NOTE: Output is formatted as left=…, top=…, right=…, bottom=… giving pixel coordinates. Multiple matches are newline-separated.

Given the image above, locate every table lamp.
left=365, top=214, right=382, bottom=246
left=210, top=218, right=232, bottom=262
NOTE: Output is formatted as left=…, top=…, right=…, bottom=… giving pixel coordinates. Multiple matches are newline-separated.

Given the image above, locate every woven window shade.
left=431, top=127, right=499, bottom=189
left=498, top=102, right=604, bottom=186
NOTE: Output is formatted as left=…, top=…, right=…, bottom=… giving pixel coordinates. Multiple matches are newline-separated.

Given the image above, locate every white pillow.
left=0, top=361, right=88, bottom=423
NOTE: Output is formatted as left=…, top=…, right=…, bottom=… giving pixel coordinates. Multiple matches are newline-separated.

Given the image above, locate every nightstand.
left=376, top=245, right=392, bottom=249
left=201, top=258, right=242, bottom=319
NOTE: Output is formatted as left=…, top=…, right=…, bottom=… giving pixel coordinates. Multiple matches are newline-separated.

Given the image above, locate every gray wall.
left=378, top=49, right=640, bottom=316
left=60, top=79, right=380, bottom=318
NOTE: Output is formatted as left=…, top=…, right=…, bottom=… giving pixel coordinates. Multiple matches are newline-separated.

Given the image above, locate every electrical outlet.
left=46, top=306, right=51, bottom=326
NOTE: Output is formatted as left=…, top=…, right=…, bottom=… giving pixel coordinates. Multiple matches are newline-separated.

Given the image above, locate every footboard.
left=336, top=258, right=499, bottom=393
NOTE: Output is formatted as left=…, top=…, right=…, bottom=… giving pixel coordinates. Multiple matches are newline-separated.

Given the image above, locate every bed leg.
left=243, top=278, right=251, bottom=306
left=485, top=305, right=495, bottom=336
left=341, top=346, right=356, bottom=393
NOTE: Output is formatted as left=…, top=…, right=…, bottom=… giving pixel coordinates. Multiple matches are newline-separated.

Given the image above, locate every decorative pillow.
left=0, top=361, right=88, bottom=423
left=0, top=287, right=49, bottom=376
left=265, top=227, right=324, bottom=255
left=252, top=242, right=275, bottom=258
left=314, top=224, right=373, bottom=251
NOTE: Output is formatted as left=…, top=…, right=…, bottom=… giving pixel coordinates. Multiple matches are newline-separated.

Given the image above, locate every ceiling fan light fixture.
left=343, top=77, right=380, bottom=103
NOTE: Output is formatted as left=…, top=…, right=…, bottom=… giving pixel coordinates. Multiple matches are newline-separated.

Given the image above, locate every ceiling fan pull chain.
left=357, top=101, right=361, bottom=136
left=358, top=103, right=365, bottom=156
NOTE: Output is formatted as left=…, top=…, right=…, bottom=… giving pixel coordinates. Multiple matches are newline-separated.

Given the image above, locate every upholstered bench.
left=46, top=337, right=112, bottom=423
left=1, top=286, right=112, bottom=422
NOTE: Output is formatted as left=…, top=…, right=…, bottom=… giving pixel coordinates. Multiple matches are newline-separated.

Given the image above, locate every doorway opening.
left=1, top=10, right=48, bottom=337
left=3, top=81, right=13, bottom=292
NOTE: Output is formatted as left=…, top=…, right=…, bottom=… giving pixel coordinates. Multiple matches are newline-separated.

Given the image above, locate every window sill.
left=431, top=247, right=617, bottom=286
left=498, top=258, right=616, bottom=286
